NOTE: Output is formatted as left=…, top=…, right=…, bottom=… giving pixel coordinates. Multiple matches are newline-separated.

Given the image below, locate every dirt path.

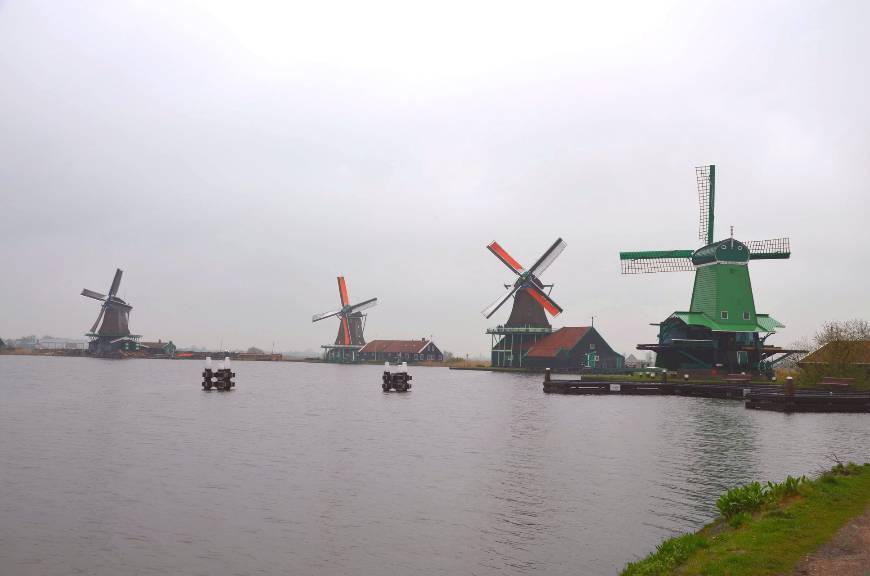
left=792, top=505, right=870, bottom=575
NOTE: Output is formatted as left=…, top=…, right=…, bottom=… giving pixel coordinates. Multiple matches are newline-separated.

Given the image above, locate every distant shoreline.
left=0, top=349, right=484, bottom=369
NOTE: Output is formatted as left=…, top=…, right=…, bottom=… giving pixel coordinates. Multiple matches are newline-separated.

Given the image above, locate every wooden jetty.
left=745, top=390, right=870, bottom=413
left=542, top=370, right=870, bottom=413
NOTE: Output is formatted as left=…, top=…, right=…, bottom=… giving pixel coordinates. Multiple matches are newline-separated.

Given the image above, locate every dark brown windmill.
left=312, top=276, right=377, bottom=362
left=482, top=238, right=567, bottom=367
left=81, top=268, right=139, bottom=355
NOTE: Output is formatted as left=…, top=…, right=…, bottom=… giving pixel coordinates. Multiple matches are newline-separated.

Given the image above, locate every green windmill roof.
left=670, top=311, right=784, bottom=333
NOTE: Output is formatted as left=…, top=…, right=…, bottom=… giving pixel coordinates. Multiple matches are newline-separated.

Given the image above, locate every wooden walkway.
left=542, top=377, right=870, bottom=413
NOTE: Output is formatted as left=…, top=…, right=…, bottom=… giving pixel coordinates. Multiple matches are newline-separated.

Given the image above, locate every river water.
left=1, top=356, right=868, bottom=575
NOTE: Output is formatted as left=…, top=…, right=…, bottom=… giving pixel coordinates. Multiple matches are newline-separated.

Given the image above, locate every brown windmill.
left=312, top=276, right=377, bottom=362
left=81, top=268, right=139, bottom=355
left=482, top=238, right=567, bottom=367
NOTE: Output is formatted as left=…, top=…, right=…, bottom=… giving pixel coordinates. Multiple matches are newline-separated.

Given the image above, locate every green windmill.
left=620, top=165, right=794, bottom=374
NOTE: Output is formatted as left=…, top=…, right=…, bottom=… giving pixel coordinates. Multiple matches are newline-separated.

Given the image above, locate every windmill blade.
left=90, top=304, right=107, bottom=333
left=747, top=237, right=791, bottom=260
left=340, top=315, right=351, bottom=345
left=337, top=276, right=350, bottom=306
left=528, top=237, right=567, bottom=278
left=525, top=284, right=563, bottom=317
left=619, top=250, right=695, bottom=274
left=81, top=288, right=106, bottom=301
left=481, top=284, right=521, bottom=319
left=312, top=308, right=343, bottom=323
left=347, top=297, right=377, bottom=315
left=487, top=241, right=525, bottom=275
left=696, top=165, right=715, bottom=245
left=108, top=268, right=123, bottom=297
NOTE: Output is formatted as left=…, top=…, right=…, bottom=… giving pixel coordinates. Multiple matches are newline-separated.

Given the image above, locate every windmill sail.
left=482, top=238, right=565, bottom=323
left=313, top=276, right=376, bottom=348
left=347, top=298, right=378, bottom=314
left=482, top=284, right=521, bottom=319
left=487, top=241, right=525, bottom=275
left=81, top=289, right=107, bottom=301
left=619, top=250, right=695, bottom=274
left=696, top=165, right=715, bottom=245
left=528, top=237, right=566, bottom=278
left=746, top=238, right=791, bottom=260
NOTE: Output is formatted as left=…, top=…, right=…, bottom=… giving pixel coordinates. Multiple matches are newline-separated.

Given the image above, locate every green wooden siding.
left=689, top=263, right=758, bottom=331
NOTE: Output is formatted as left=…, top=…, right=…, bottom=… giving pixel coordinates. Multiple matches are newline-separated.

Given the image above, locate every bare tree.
left=814, top=319, right=870, bottom=347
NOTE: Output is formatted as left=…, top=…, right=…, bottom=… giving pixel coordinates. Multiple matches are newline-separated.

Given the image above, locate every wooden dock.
left=542, top=373, right=870, bottom=413
left=745, top=390, right=870, bottom=413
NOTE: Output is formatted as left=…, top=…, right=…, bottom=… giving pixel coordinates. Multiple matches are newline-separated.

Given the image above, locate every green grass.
left=622, top=463, right=870, bottom=576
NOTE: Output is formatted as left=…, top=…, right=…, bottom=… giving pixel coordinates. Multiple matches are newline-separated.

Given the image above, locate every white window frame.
left=721, top=311, right=729, bottom=320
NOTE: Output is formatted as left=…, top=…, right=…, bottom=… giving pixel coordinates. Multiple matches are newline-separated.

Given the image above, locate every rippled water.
left=1, top=356, right=868, bottom=575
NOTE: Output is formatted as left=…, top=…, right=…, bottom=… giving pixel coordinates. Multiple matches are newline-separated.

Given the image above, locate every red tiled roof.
left=525, top=327, right=591, bottom=358
left=359, top=340, right=433, bottom=354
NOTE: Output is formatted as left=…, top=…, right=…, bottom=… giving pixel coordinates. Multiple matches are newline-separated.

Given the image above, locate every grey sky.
left=1, top=0, right=868, bottom=356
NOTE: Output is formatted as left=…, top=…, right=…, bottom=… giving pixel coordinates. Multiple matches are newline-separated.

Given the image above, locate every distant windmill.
left=81, top=268, right=138, bottom=354
left=619, top=165, right=794, bottom=373
left=482, top=237, right=566, bottom=326
left=482, top=238, right=567, bottom=368
left=312, top=276, right=377, bottom=362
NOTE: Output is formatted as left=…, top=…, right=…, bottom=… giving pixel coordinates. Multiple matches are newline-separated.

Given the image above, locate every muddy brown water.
left=1, top=356, right=869, bottom=575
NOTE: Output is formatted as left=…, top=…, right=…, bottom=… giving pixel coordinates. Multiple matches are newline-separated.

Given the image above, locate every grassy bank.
left=622, top=462, right=870, bottom=575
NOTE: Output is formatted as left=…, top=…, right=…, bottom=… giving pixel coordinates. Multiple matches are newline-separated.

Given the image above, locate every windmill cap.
left=692, top=238, right=749, bottom=265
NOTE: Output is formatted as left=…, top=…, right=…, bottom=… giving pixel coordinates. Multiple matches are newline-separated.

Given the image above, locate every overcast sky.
left=1, top=0, right=868, bottom=356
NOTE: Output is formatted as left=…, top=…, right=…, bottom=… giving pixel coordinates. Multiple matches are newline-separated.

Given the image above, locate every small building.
left=34, top=338, right=88, bottom=350
left=522, top=326, right=624, bottom=370
left=624, top=353, right=643, bottom=369
left=138, top=340, right=177, bottom=357
left=358, top=339, right=443, bottom=363
left=798, top=340, right=870, bottom=381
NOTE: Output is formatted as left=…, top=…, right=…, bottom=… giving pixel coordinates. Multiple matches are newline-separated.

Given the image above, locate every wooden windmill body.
left=313, top=276, right=377, bottom=363
left=482, top=238, right=567, bottom=368
left=81, top=268, right=140, bottom=356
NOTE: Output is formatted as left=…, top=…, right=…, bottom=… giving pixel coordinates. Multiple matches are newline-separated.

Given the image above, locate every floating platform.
left=542, top=374, right=870, bottom=413
left=382, top=362, right=412, bottom=392
left=202, top=357, right=235, bottom=391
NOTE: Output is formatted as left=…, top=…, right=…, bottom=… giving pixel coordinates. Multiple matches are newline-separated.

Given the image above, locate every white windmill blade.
left=312, top=308, right=343, bottom=323
left=481, top=284, right=521, bottom=319
left=528, top=238, right=567, bottom=278
left=347, top=297, right=377, bottom=314
left=81, top=288, right=107, bottom=301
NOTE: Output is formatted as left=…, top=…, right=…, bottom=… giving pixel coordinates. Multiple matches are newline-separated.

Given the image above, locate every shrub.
left=766, top=475, right=806, bottom=500
left=717, top=475, right=808, bottom=520
left=716, top=482, right=766, bottom=519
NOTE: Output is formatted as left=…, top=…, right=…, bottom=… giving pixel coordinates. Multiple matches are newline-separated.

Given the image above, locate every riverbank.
left=622, top=462, right=870, bottom=575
